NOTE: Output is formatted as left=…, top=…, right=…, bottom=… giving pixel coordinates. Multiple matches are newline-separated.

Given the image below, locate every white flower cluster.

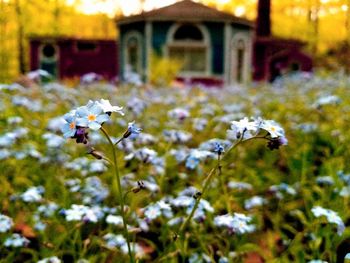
left=214, top=213, right=255, bottom=235
left=61, top=99, right=123, bottom=138
left=311, top=206, right=345, bottom=235
left=229, top=117, right=286, bottom=140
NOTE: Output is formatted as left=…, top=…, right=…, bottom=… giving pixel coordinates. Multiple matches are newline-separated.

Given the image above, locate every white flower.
left=260, top=120, right=285, bottom=138
left=37, top=256, right=61, bottom=263
left=0, top=214, right=13, bottom=233
left=144, top=204, right=162, bottom=221
left=103, top=233, right=126, bottom=248
left=21, top=186, right=44, bottom=202
left=76, top=102, right=110, bottom=131
left=97, top=99, right=124, bottom=115
left=214, top=213, right=255, bottom=235
left=106, top=215, right=123, bottom=226
left=4, top=233, right=30, bottom=247
left=244, top=196, right=267, bottom=210
left=229, top=117, right=259, bottom=139
left=311, top=206, right=345, bottom=235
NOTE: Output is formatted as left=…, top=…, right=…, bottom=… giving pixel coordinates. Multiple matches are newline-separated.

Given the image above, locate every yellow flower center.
left=270, top=126, right=276, bottom=132
left=69, top=122, right=75, bottom=129
left=88, top=114, right=96, bottom=121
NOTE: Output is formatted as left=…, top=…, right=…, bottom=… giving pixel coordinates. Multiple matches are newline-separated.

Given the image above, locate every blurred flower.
left=27, top=69, right=51, bottom=80
left=269, top=183, right=296, bottom=199
left=193, top=118, right=207, bottom=131
left=127, top=97, right=147, bottom=116
left=163, top=130, right=192, bottom=144
left=7, top=116, right=23, bottom=125
left=0, top=214, right=13, bottom=233
left=311, top=206, right=345, bottom=235
left=316, top=176, right=334, bottom=186
left=80, top=72, right=102, bottom=84
left=38, top=202, right=59, bottom=217
left=4, top=233, right=30, bottom=247
left=228, top=181, right=253, bottom=191
left=219, top=257, right=229, bottom=263
left=126, top=147, right=157, bottom=163
left=123, top=121, right=142, bottom=139
left=213, top=142, right=225, bottom=155
left=186, top=155, right=200, bottom=170
left=37, top=257, right=61, bottom=263
left=106, top=215, right=123, bottom=226
left=0, top=149, right=11, bottom=160
left=143, top=200, right=173, bottom=222
left=21, top=186, right=45, bottom=203
left=103, top=233, right=126, bottom=249
left=168, top=107, right=190, bottom=121
left=214, top=213, right=255, bottom=234
left=62, top=205, right=88, bottom=221
left=189, top=253, right=212, bottom=263
left=43, top=133, right=65, bottom=148
left=143, top=204, right=161, bottom=221
left=82, top=176, right=109, bottom=204
left=244, top=196, right=266, bottom=210
left=314, top=95, right=340, bottom=108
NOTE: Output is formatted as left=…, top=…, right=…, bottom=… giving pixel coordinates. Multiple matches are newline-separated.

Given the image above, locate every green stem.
left=100, top=127, right=134, bottom=263
left=114, top=136, right=124, bottom=145
left=178, top=135, right=268, bottom=237
left=217, top=153, right=231, bottom=213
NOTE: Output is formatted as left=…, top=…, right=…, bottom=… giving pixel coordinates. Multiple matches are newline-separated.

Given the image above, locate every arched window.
left=124, top=32, right=143, bottom=75
left=231, top=33, right=252, bottom=83
left=236, top=40, right=245, bottom=83
left=39, top=43, right=59, bottom=77
left=167, top=24, right=210, bottom=74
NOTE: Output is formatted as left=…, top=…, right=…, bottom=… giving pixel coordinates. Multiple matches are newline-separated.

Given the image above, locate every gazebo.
left=116, top=0, right=254, bottom=86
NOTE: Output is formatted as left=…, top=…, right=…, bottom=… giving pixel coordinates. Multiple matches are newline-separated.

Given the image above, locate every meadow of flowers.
left=1, top=72, right=350, bottom=262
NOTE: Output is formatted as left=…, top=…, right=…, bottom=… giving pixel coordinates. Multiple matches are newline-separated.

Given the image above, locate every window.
left=167, top=24, right=209, bottom=74
left=76, top=42, right=97, bottom=52
left=173, top=24, right=203, bottom=41
left=169, top=46, right=206, bottom=72
left=40, top=43, right=58, bottom=77
left=124, top=32, right=142, bottom=75
left=42, top=44, right=56, bottom=58
left=236, top=40, right=245, bottom=83
left=126, top=37, right=140, bottom=73
left=231, top=34, right=251, bottom=84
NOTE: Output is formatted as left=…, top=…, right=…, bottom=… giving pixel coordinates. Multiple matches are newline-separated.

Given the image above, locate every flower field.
left=1, top=73, right=350, bottom=262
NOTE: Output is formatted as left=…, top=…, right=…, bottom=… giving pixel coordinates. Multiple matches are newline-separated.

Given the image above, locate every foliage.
left=149, top=54, right=183, bottom=87
left=1, top=72, right=350, bottom=262
left=0, top=0, right=116, bottom=82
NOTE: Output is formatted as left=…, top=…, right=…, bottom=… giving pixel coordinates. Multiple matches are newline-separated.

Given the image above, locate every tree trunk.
left=15, top=0, right=25, bottom=74
left=307, top=0, right=319, bottom=55
left=346, top=0, right=350, bottom=44
left=0, top=0, right=7, bottom=81
left=53, top=0, right=60, bottom=34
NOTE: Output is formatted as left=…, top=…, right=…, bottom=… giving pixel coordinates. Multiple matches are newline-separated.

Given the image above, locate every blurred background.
left=1, top=0, right=350, bottom=82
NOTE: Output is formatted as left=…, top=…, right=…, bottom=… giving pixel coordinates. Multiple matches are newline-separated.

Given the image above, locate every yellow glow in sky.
left=68, top=0, right=178, bottom=17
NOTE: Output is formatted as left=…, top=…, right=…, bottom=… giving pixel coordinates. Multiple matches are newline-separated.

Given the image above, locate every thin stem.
left=101, top=156, right=113, bottom=164
left=217, top=153, right=231, bottom=213
left=114, top=136, right=124, bottom=145
left=100, top=127, right=134, bottom=263
left=178, top=135, right=268, bottom=236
